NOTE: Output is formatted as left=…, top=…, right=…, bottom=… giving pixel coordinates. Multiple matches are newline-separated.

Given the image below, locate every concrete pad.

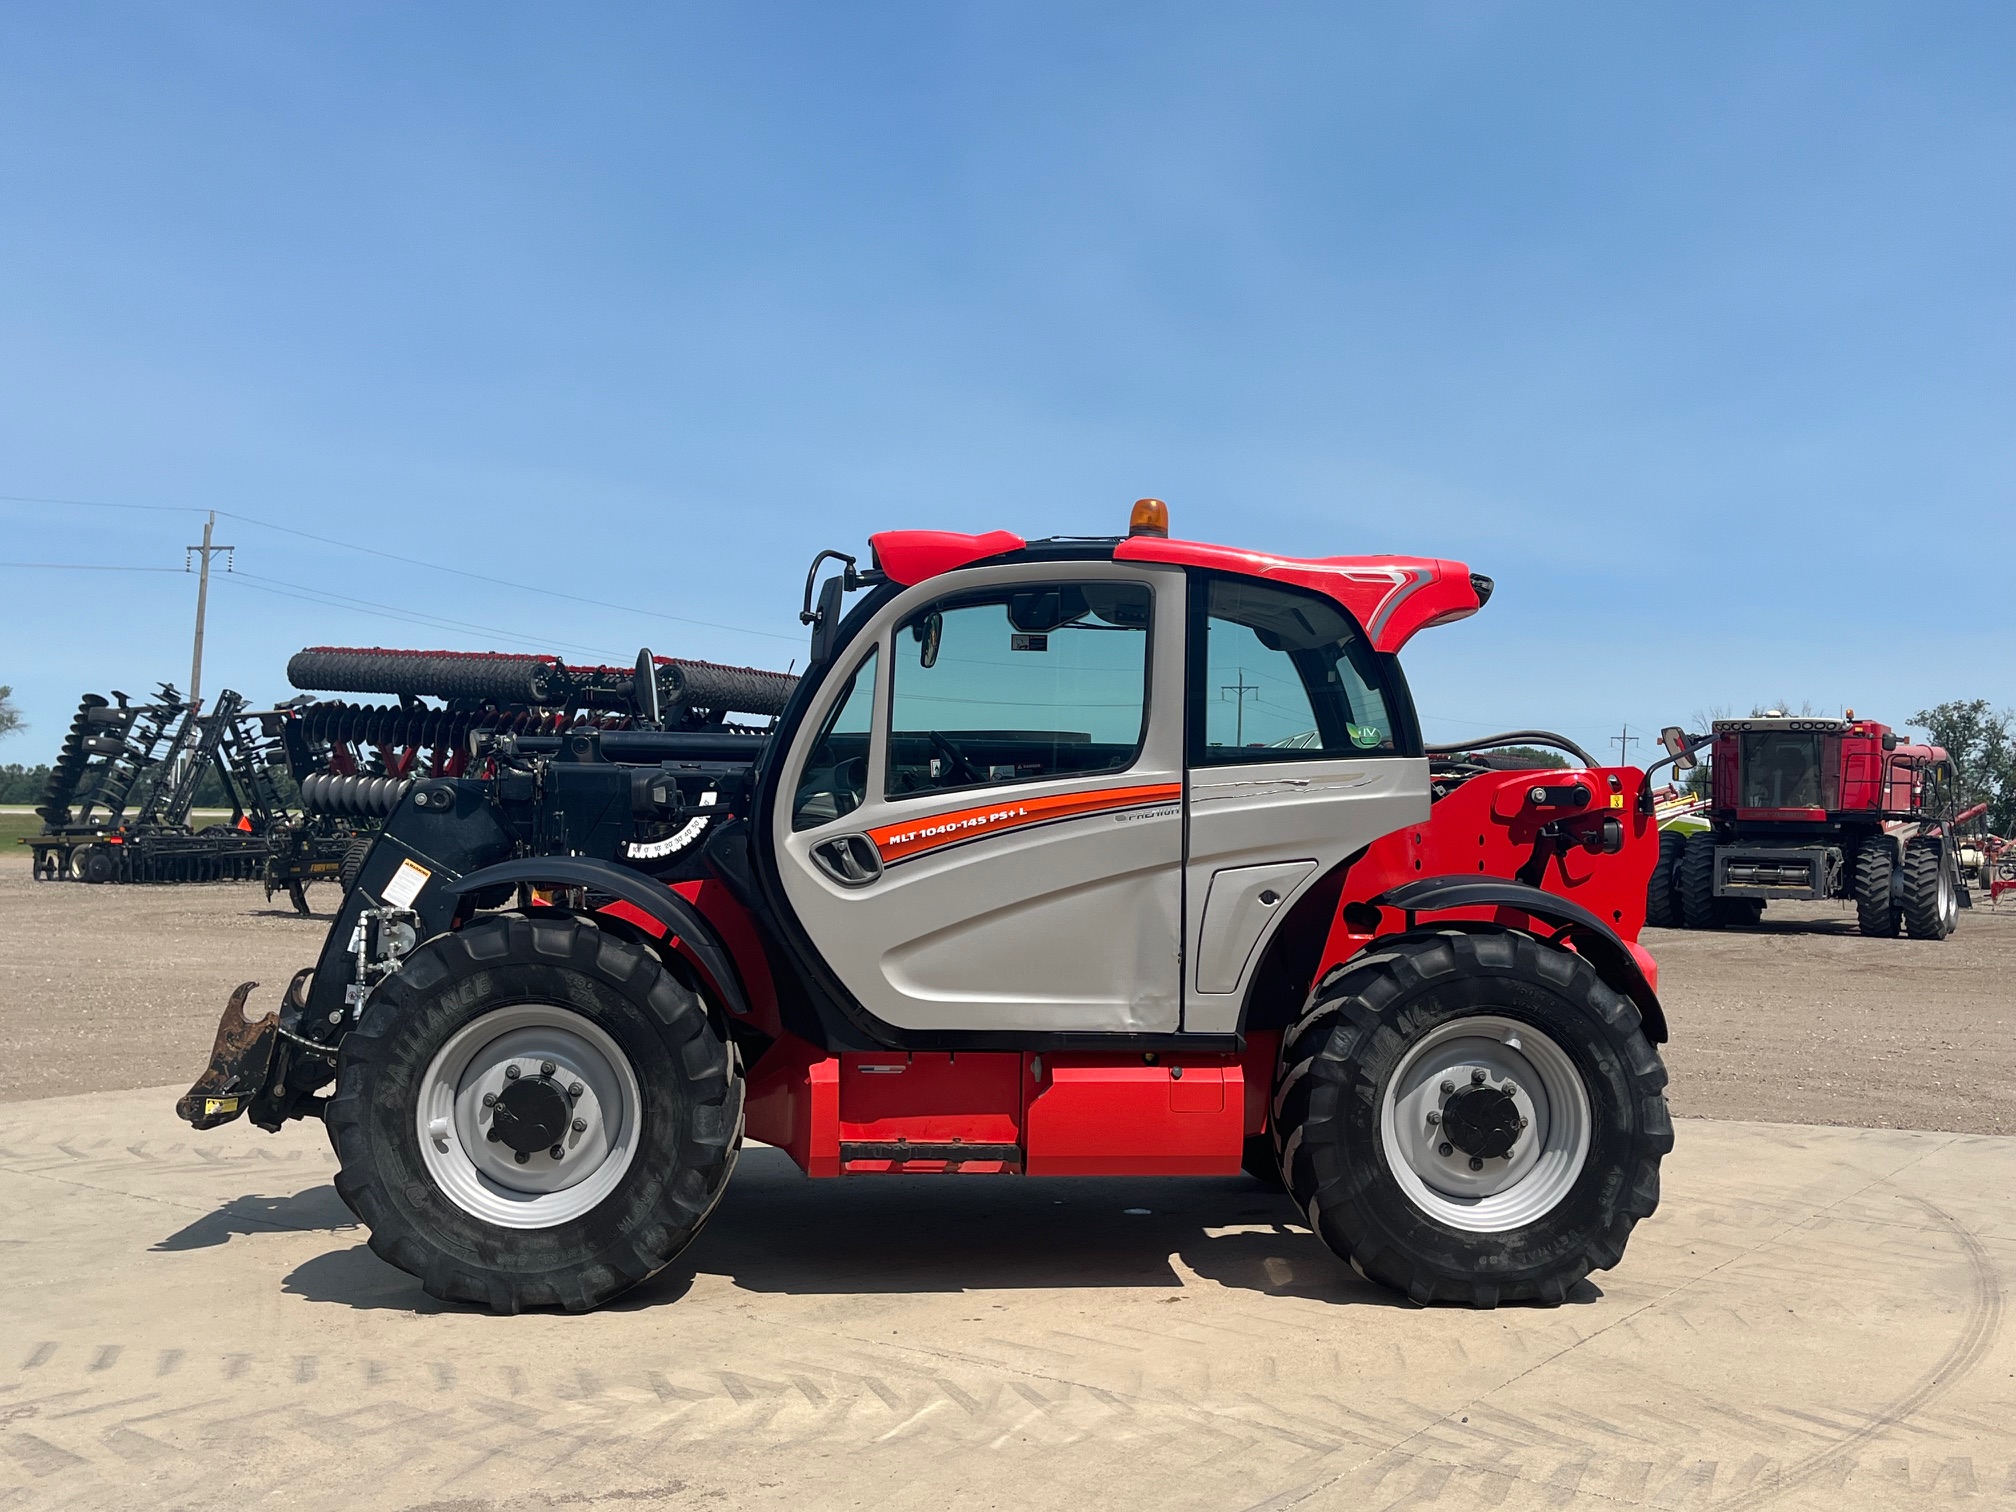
left=1, top=1091, right=2011, bottom=1511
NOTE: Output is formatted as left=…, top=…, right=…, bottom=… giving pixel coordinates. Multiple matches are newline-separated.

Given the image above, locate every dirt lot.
left=3, top=866, right=2014, bottom=1131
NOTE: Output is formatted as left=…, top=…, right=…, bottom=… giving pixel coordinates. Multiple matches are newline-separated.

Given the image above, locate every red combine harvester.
left=178, top=502, right=1671, bottom=1312
left=1650, top=714, right=1965, bottom=938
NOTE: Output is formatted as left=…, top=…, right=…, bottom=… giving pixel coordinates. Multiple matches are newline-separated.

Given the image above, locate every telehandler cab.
left=180, top=502, right=1672, bottom=1312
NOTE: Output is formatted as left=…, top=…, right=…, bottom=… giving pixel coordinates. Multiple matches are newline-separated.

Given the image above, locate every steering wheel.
left=928, top=731, right=986, bottom=787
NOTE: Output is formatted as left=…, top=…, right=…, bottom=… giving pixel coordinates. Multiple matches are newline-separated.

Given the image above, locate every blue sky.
left=2, top=4, right=2010, bottom=765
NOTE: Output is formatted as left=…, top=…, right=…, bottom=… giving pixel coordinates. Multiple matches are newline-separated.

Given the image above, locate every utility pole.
left=1222, top=668, right=1260, bottom=747
left=1611, top=725, right=1640, bottom=766
left=184, top=511, right=234, bottom=712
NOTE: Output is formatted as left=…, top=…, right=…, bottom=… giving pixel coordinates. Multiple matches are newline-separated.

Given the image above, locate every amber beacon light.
left=1128, top=498, right=1169, bottom=537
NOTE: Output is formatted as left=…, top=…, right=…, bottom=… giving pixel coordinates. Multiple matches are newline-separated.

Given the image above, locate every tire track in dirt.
left=1715, top=1191, right=2004, bottom=1510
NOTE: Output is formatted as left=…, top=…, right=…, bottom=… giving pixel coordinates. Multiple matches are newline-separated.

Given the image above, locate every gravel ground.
left=3, top=866, right=2013, bottom=1132
left=1648, top=898, right=2016, bottom=1134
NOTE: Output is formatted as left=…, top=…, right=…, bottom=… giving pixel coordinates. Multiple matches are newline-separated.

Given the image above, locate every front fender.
left=1375, top=875, right=1668, bottom=1044
left=444, top=857, right=752, bottom=1020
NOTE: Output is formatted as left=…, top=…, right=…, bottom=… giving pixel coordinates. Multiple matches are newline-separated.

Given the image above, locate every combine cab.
left=1646, top=715, right=1964, bottom=938
left=178, top=503, right=1673, bottom=1313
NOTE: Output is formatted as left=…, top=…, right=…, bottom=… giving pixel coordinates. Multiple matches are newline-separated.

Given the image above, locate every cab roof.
left=867, top=528, right=1487, bottom=654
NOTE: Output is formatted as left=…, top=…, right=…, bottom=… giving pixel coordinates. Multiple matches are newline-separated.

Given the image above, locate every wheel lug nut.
left=549, top=1144, right=564, bottom=1159
left=568, top=1082, right=583, bottom=1099
left=1438, top=1142, right=1454, bottom=1157
left=572, top=1117, right=587, bottom=1133
left=1439, top=1080, right=1455, bottom=1095
left=1468, top=1156, right=1484, bottom=1171
left=1425, top=1110, right=1441, bottom=1125
left=1470, top=1069, right=1486, bottom=1085
left=486, top=1127, right=501, bottom=1142
left=513, top=1150, right=529, bottom=1164
left=482, top=1092, right=497, bottom=1108
left=540, top=1060, right=556, bottom=1077
left=504, top=1065, right=520, bottom=1081
left=1502, top=1081, right=1517, bottom=1096
left=1518, top=1117, right=1529, bottom=1129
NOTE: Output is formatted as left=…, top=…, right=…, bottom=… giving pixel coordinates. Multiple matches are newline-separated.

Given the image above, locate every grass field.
left=0, top=810, right=41, bottom=858
left=0, top=806, right=243, bottom=863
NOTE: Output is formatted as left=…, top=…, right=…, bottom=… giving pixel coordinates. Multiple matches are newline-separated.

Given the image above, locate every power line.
left=0, top=490, right=803, bottom=644
left=0, top=561, right=184, bottom=572
left=221, top=572, right=625, bottom=660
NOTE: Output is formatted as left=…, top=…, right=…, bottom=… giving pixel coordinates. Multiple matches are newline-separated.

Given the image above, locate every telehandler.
left=180, top=501, right=1671, bottom=1311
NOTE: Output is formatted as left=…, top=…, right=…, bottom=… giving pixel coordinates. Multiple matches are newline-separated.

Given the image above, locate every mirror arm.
left=800, top=550, right=861, bottom=627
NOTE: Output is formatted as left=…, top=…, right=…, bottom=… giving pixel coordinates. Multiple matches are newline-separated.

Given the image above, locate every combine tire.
left=1644, top=831, right=1687, bottom=928
left=327, top=913, right=743, bottom=1312
left=1901, top=838, right=1958, bottom=940
left=1271, top=929, right=1671, bottom=1308
left=1678, top=832, right=1719, bottom=929
left=1854, top=838, right=1899, bottom=937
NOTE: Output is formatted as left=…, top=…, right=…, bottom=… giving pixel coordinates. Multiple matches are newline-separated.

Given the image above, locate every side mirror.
left=1882, top=733, right=1900, bottom=751
left=1659, top=726, right=1696, bottom=770
left=808, top=576, right=846, bottom=665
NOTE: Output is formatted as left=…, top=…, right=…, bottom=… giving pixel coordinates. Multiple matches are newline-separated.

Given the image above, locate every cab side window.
left=885, top=581, right=1152, bottom=798
left=792, top=647, right=877, bottom=830
left=1195, top=578, right=1404, bottom=762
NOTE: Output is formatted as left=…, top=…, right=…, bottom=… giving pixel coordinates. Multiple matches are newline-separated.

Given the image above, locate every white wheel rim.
left=1379, top=1013, right=1592, bottom=1233
left=416, top=1003, right=643, bottom=1229
left=1939, top=859, right=1957, bottom=929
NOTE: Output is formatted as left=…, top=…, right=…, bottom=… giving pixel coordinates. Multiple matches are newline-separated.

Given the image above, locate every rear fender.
left=1373, top=875, right=1669, bottom=1043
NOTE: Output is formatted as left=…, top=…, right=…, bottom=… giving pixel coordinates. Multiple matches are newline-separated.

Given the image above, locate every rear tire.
left=1854, top=837, right=1899, bottom=937
left=1644, top=831, right=1686, bottom=928
left=1901, top=838, right=1957, bottom=940
left=1271, top=930, right=1671, bottom=1308
left=327, top=912, right=743, bottom=1312
left=1678, top=832, right=1718, bottom=929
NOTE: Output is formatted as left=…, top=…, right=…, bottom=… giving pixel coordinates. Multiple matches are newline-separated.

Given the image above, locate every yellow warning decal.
left=1609, top=794, right=1625, bottom=808
left=204, top=1097, right=240, bottom=1116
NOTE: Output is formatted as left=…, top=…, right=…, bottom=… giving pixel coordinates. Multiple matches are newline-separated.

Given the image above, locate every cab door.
left=1180, top=575, right=1430, bottom=1033
left=773, top=562, right=1187, bottom=1036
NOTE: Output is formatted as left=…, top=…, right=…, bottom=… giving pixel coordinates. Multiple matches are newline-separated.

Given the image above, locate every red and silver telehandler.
left=179, top=501, right=1672, bottom=1312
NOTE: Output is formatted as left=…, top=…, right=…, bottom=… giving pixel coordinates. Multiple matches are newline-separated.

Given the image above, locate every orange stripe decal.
left=869, top=782, right=1181, bottom=864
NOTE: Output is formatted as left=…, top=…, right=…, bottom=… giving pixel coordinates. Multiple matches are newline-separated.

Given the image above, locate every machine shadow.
left=624, top=1147, right=1411, bottom=1310
left=274, top=1148, right=1428, bottom=1313
left=154, top=1183, right=356, bottom=1251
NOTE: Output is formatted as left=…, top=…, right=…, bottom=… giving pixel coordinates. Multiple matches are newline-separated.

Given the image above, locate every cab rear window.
left=1193, top=577, right=1410, bottom=763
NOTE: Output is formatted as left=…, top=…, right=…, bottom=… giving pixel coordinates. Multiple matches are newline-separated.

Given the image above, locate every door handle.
left=811, top=834, right=884, bottom=888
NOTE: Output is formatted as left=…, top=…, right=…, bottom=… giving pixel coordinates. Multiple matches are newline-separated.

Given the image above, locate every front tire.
left=1678, top=832, right=1718, bottom=929
left=1272, top=930, right=1671, bottom=1308
left=1644, top=830, right=1686, bottom=927
left=1901, top=837, right=1958, bottom=940
left=327, top=912, right=743, bottom=1312
left=1854, top=837, right=1899, bottom=937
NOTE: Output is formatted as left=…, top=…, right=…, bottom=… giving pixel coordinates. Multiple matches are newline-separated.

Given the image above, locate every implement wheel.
left=1900, top=837, right=1958, bottom=940
left=1677, top=832, right=1718, bottom=929
left=327, top=913, right=743, bottom=1312
left=1644, top=831, right=1686, bottom=928
left=1271, top=929, right=1670, bottom=1308
left=1854, top=837, right=1899, bottom=937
